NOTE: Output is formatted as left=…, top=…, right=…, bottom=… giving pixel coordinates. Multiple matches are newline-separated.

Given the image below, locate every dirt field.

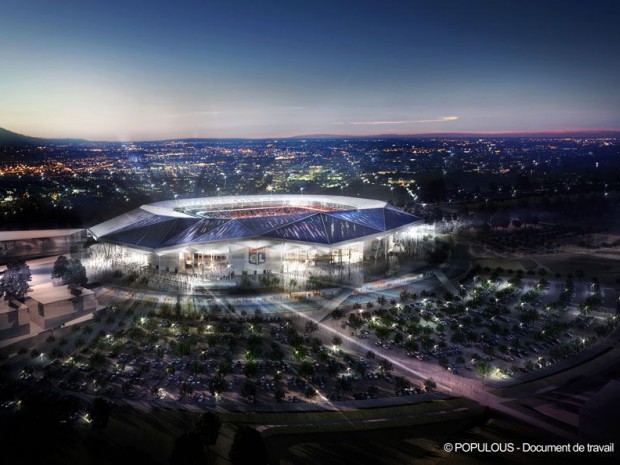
left=532, top=252, right=620, bottom=286
left=473, top=258, right=537, bottom=272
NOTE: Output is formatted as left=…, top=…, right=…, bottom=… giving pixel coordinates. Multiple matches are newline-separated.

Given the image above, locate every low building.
left=25, top=284, right=97, bottom=330
left=0, top=299, right=30, bottom=340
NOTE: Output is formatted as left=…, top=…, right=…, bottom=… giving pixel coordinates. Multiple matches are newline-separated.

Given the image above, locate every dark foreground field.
left=1, top=394, right=616, bottom=465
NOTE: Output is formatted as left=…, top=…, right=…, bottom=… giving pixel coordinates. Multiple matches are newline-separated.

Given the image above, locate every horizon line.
left=2, top=126, right=620, bottom=143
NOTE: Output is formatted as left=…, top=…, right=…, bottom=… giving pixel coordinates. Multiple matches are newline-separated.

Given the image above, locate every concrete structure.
left=88, top=195, right=423, bottom=286
left=0, top=299, right=30, bottom=340
left=25, top=284, right=97, bottom=330
left=0, top=229, right=86, bottom=261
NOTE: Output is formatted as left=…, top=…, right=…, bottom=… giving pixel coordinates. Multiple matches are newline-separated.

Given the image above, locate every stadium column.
left=348, top=247, right=352, bottom=280
left=385, top=236, right=389, bottom=265
left=281, top=241, right=285, bottom=276
left=192, top=248, right=195, bottom=275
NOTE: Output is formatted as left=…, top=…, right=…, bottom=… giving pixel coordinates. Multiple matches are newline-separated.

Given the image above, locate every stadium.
left=87, top=195, right=423, bottom=287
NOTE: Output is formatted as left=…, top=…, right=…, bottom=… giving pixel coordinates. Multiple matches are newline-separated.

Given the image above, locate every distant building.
left=0, top=229, right=86, bottom=261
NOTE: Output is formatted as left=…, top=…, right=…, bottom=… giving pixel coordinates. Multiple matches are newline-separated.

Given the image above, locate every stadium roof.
left=89, top=195, right=422, bottom=251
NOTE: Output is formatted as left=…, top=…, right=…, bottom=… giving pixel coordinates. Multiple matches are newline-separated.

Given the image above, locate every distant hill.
left=1, top=126, right=619, bottom=146
left=0, top=127, right=88, bottom=146
left=0, top=127, right=45, bottom=145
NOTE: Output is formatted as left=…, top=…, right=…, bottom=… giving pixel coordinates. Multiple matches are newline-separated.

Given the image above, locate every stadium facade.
left=88, top=195, right=423, bottom=285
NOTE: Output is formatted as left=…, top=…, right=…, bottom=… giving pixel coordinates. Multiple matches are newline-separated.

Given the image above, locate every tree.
left=336, top=376, right=352, bottom=393
left=394, top=376, right=411, bottom=394
left=424, top=379, right=436, bottom=392
left=243, top=361, right=258, bottom=378
left=89, top=351, right=106, bottom=367
left=304, top=320, right=319, bottom=334
left=274, top=387, right=285, bottom=402
left=269, top=342, right=284, bottom=362
left=298, top=360, right=315, bottom=378
left=62, top=258, right=88, bottom=287
left=52, top=255, right=70, bottom=279
left=331, top=308, right=344, bottom=320
left=310, top=337, right=323, bottom=353
left=0, top=260, right=31, bottom=300
left=170, top=431, right=206, bottom=465
left=475, top=361, right=492, bottom=379
left=193, top=412, right=221, bottom=449
left=245, top=334, right=263, bottom=360
left=378, top=359, right=393, bottom=376
left=241, top=380, right=257, bottom=398
left=229, top=426, right=269, bottom=465
left=88, top=397, right=110, bottom=431
left=375, top=326, right=390, bottom=341
left=209, top=375, right=227, bottom=396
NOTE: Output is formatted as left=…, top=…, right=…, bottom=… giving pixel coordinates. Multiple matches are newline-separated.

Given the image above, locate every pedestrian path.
left=315, top=288, right=354, bottom=323
left=432, top=268, right=459, bottom=295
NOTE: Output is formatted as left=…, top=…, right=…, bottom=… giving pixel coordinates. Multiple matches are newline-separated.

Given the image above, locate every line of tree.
left=0, top=260, right=31, bottom=300
left=170, top=412, right=222, bottom=465
left=52, top=255, right=87, bottom=287
left=168, top=415, right=271, bottom=465
left=229, top=426, right=269, bottom=465
left=88, top=396, right=111, bottom=431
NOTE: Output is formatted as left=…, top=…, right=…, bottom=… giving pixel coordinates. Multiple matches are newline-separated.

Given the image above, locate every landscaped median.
left=216, top=397, right=486, bottom=437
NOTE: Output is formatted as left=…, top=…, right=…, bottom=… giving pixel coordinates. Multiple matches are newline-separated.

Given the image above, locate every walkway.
left=315, top=288, right=354, bottom=323
left=432, top=268, right=460, bottom=295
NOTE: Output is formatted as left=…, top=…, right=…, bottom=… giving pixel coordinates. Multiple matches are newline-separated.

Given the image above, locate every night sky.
left=1, top=0, right=619, bottom=140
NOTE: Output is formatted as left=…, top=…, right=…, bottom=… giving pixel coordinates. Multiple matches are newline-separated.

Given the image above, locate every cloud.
left=336, top=116, right=459, bottom=125
left=159, top=110, right=222, bottom=119
left=192, top=110, right=222, bottom=115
